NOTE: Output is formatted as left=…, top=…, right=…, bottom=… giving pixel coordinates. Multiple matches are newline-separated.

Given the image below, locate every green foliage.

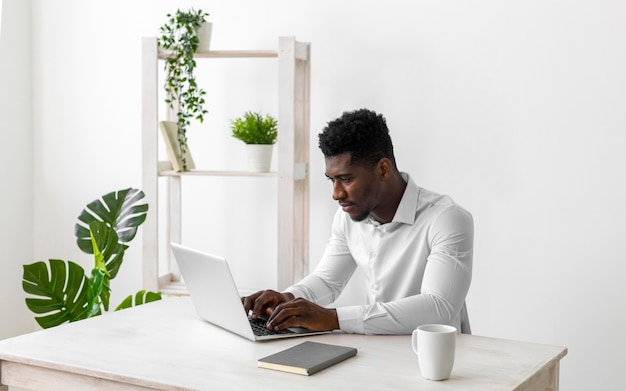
left=22, top=188, right=161, bottom=329
left=23, top=260, right=89, bottom=327
left=230, top=111, right=278, bottom=145
left=159, top=8, right=210, bottom=170
left=115, top=290, right=162, bottom=311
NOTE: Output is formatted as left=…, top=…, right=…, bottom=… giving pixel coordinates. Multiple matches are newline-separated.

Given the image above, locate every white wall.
left=1, top=1, right=625, bottom=389
left=0, top=0, right=33, bottom=340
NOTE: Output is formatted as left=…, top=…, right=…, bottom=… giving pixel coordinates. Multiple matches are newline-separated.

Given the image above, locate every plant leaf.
left=88, top=220, right=125, bottom=279
left=86, top=268, right=106, bottom=317
left=22, top=260, right=89, bottom=328
left=115, top=290, right=162, bottom=311
left=75, top=188, right=148, bottom=253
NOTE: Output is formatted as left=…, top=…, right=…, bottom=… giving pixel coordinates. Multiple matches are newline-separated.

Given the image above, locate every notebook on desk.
left=171, top=243, right=331, bottom=342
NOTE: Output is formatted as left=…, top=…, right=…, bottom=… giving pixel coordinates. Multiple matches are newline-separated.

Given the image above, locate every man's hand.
left=242, top=290, right=295, bottom=320
left=242, top=291, right=340, bottom=332
left=265, top=298, right=339, bottom=332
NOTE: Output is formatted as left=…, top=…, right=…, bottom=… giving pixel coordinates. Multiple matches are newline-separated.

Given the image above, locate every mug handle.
left=411, top=329, right=419, bottom=355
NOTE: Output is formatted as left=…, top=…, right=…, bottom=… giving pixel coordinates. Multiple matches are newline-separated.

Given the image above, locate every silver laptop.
left=171, top=243, right=330, bottom=341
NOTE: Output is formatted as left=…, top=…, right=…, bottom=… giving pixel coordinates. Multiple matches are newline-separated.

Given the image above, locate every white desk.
left=0, top=297, right=566, bottom=391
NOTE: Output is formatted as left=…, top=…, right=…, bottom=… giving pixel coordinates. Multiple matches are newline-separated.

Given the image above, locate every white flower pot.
left=196, top=22, right=212, bottom=52
left=246, top=144, right=274, bottom=173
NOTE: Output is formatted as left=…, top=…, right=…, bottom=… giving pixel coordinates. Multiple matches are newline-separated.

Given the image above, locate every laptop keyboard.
left=249, top=317, right=295, bottom=336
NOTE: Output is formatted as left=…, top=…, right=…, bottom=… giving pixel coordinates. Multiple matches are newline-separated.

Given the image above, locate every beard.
left=348, top=208, right=371, bottom=222
left=345, top=183, right=375, bottom=222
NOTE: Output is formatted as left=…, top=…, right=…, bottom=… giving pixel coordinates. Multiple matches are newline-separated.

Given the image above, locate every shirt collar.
left=367, top=172, right=419, bottom=226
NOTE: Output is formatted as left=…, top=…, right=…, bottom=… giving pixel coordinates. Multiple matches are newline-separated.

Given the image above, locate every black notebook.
left=258, top=341, right=358, bottom=376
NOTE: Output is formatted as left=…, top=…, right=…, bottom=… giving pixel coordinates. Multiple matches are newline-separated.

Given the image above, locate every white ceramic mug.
left=411, top=324, right=457, bottom=381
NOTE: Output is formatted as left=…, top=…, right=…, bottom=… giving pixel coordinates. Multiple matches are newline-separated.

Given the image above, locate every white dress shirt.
left=285, top=173, right=474, bottom=334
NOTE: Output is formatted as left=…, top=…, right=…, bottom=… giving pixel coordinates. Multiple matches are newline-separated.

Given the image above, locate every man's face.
left=324, top=153, right=381, bottom=222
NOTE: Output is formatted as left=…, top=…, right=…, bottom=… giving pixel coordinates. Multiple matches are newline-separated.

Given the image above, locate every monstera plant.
left=22, top=188, right=161, bottom=329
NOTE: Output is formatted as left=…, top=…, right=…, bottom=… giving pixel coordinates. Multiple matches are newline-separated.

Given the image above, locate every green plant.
left=230, top=111, right=278, bottom=145
left=159, top=8, right=210, bottom=170
left=22, top=188, right=161, bottom=329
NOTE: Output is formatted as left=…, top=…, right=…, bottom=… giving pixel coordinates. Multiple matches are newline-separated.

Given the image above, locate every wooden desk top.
left=0, top=297, right=567, bottom=391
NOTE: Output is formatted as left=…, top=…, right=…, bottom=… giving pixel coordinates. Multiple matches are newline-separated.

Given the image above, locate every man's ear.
left=377, top=158, right=392, bottom=179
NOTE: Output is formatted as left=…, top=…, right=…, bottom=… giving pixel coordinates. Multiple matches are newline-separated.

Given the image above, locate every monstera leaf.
left=22, top=260, right=89, bottom=328
left=75, top=188, right=148, bottom=258
left=116, top=290, right=162, bottom=311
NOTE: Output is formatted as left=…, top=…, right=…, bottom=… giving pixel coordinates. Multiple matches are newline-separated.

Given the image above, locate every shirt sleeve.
left=338, top=206, right=474, bottom=334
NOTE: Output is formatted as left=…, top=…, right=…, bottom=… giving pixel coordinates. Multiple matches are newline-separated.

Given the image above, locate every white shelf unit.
left=141, top=36, right=310, bottom=294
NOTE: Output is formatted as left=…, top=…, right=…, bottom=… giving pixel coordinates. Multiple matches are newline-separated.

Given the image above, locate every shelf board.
left=159, top=169, right=277, bottom=177
left=158, top=281, right=189, bottom=297
left=158, top=280, right=256, bottom=298
left=158, top=49, right=278, bottom=60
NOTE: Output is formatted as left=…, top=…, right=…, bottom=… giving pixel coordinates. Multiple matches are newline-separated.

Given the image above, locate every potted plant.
left=230, top=111, right=278, bottom=172
left=159, top=8, right=211, bottom=171
left=22, top=188, right=161, bottom=329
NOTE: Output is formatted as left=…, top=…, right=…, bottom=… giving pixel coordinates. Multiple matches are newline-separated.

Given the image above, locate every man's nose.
left=332, top=182, right=346, bottom=201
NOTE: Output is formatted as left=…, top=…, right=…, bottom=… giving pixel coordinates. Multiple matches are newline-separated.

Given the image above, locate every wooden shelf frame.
left=141, top=37, right=310, bottom=293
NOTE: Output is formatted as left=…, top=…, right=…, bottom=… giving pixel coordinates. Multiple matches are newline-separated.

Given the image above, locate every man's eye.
left=326, top=176, right=351, bottom=183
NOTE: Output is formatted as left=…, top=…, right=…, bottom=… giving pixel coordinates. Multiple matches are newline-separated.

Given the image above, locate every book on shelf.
left=159, top=121, right=195, bottom=172
left=258, top=341, right=357, bottom=376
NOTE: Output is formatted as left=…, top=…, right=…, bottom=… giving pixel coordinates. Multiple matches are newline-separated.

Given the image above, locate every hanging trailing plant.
left=159, top=8, right=210, bottom=170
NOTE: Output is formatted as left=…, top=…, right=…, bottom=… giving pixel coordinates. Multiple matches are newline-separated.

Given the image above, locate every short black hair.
left=318, top=108, right=396, bottom=168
